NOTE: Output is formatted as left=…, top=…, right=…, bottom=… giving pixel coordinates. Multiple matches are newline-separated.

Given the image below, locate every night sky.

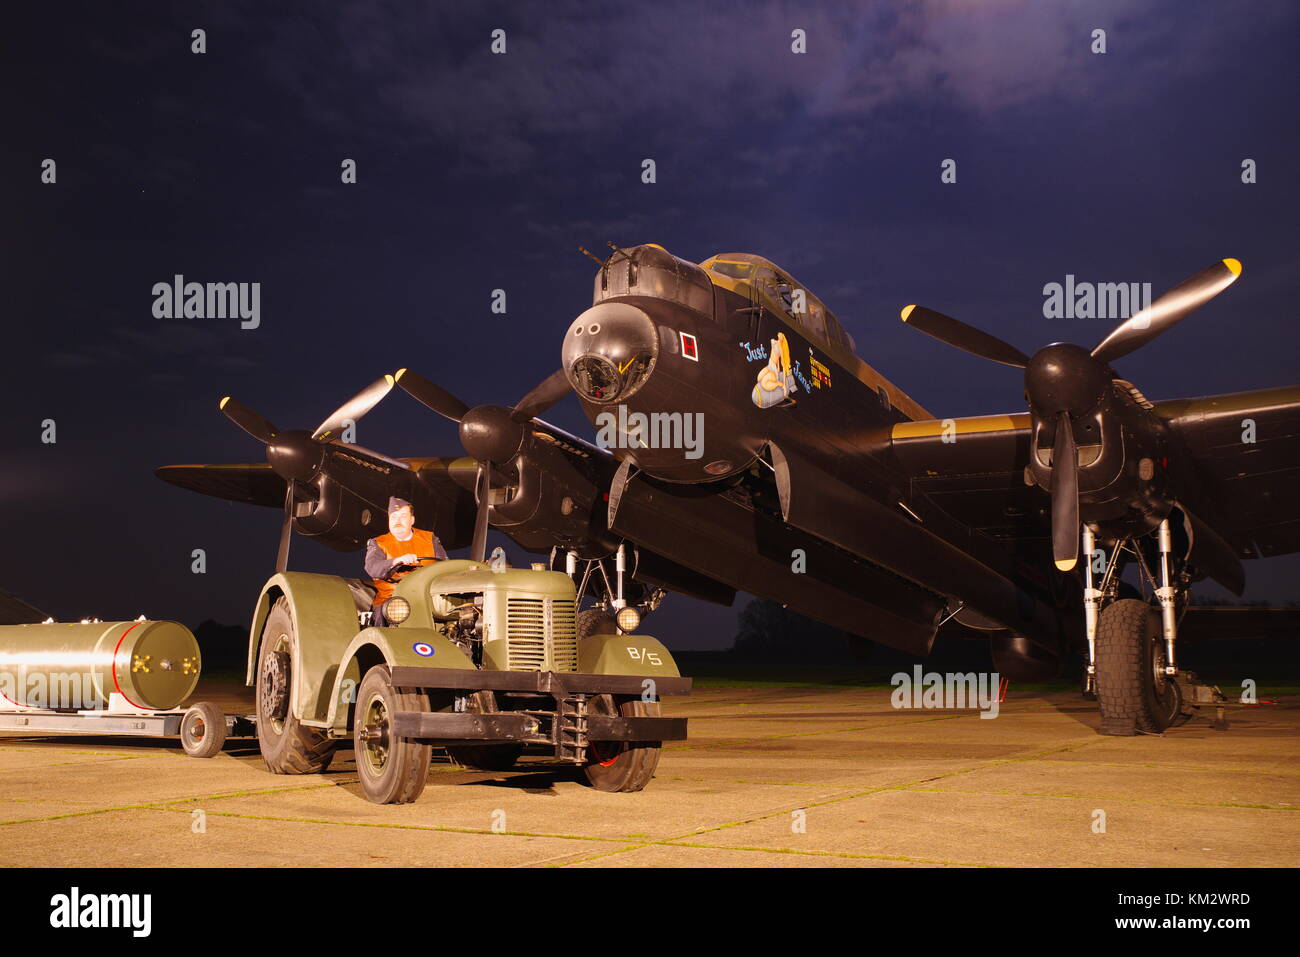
left=4, top=1, right=1297, bottom=648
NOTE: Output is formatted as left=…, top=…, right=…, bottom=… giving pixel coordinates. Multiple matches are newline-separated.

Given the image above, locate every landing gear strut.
left=1081, top=519, right=1216, bottom=736
left=552, top=543, right=666, bottom=635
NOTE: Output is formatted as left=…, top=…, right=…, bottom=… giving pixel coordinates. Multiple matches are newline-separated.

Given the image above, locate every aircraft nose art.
left=562, top=301, right=659, bottom=404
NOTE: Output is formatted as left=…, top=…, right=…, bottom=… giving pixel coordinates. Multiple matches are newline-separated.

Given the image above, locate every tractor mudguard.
left=248, top=572, right=366, bottom=727
left=579, top=633, right=681, bottom=678
left=324, top=627, right=474, bottom=733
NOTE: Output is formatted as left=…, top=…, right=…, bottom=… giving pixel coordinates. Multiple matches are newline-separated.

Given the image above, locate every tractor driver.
left=364, top=496, right=447, bottom=625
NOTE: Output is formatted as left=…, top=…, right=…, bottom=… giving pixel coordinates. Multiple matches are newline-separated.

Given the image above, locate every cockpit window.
left=702, top=252, right=858, bottom=357
left=708, top=260, right=753, bottom=280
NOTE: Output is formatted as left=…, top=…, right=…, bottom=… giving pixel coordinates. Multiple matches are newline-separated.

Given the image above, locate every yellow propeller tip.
left=384, top=373, right=395, bottom=386
left=1055, top=558, right=1077, bottom=572
left=394, top=368, right=407, bottom=380
left=218, top=396, right=231, bottom=409
left=1222, top=257, right=1242, bottom=276
left=900, top=304, right=917, bottom=322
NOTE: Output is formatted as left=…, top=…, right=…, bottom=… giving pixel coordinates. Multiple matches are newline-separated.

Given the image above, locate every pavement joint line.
left=0, top=746, right=149, bottom=758
left=654, top=839, right=992, bottom=867
left=674, top=712, right=975, bottom=751
left=0, top=779, right=352, bottom=826
left=143, top=804, right=646, bottom=845
left=897, top=785, right=1299, bottom=812
left=555, top=745, right=1087, bottom=867
left=1021, top=757, right=1300, bottom=776
left=514, top=845, right=644, bottom=868
left=147, top=779, right=360, bottom=807
left=0, top=804, right=157, bottom=827
left=0, top=755, right=145, bottom=773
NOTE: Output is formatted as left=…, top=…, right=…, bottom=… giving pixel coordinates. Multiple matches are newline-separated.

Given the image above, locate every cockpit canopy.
left=592, top=243, right=713, bottom=317
left=700, top=253, right=857, bottom=354
left=590, top=245, right=857, bottom=358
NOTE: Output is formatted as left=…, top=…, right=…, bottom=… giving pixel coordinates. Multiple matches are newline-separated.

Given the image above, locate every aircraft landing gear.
left=1082, top=519, right=1210, bottom=736
left=553, top=543, right=666, bottom=636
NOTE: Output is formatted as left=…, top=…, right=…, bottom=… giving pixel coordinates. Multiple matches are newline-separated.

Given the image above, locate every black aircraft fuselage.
left=556, top=245, right=1080, bottom=676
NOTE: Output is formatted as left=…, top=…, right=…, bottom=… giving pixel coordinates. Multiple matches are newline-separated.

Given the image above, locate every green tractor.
left=247, top=557, right=689, bottom=804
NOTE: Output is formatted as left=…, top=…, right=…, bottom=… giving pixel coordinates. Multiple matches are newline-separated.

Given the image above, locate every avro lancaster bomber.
left=160, top=243, right=1300, bottom=736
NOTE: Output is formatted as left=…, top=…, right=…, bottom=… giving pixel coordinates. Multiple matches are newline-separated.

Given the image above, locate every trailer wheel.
left=1094, top=598, right=1188, bottom=735
left=354, top=665, right=432, bottom=804
left=582, top=694, right=661, bottom=792
left=180, top=701, right=227, bottom=758
left=256, top=597, right=337, bottom=774
left=446, top=691, right=523, bottom=771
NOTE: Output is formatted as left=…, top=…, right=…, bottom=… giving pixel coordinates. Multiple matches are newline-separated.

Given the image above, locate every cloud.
left=229, top=0, right=1296, bottom=178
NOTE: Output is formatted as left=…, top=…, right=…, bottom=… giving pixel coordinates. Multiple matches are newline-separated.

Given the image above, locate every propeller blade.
left=275, top=483, right=294, bottom=573
left=394, top=368, right=470, bottom=423
left=900, top=305, right=1029, bottom=369
left=1091, top=258, right=1242, bottom=364
left=1051, top=413, right=1080, bottom=572
left=511, top=369, right=571, bottom=423
left=220, top=396, right=277, bottom=444
left=470, top=466, right=491, bottom=563
left=312, top=374, right=395, bottom=441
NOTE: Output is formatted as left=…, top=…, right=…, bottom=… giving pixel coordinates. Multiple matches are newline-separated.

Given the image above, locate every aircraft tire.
left=576, top=608, right=610, bottom=640
left=1094, top=599, right=1183, bottom=735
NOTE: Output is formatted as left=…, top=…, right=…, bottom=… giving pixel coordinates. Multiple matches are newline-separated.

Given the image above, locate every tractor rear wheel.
left=256, top=597, right=336, bottom=773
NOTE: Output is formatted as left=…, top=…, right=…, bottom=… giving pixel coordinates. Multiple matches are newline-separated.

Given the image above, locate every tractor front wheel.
left=354, top=665, right=432, bottom=804
left=581, top=694, right=662, bottom=792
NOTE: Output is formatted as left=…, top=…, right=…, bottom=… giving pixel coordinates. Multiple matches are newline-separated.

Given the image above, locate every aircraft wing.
left=0, top=588, right=47, bottom=625
left=1155, top=385, right=1300, bottom=559
left=888, top=413, right=1050, bottom=546
left=887, top=385, right=1300, bottom=563
left=155, top=463, right=287, bottom=508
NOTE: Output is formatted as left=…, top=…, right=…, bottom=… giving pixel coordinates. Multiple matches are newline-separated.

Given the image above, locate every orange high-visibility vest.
left=371, top=528, right=439, bottom=608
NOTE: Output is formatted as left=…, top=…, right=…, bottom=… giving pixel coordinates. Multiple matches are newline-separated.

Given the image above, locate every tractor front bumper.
left=390, top=710, right=687, bottom=743
left=390, top=666, right=691, bottom=698
left=387, top=666, right=690, bottom=753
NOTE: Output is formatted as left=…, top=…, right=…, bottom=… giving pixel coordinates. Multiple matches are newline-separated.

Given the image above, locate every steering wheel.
left=379, top=557, right=439, bottom=583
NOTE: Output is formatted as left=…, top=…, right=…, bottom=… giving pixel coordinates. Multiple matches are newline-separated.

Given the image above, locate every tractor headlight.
left=616, top=606, right=641, bottom=633
left=386, top=597, right=411, bottom=625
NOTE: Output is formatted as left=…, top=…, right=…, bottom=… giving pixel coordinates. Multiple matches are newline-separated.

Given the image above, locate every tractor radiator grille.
left=506, top=597, right=578, bottom=672
left=550, top=598, right=578, bottom=672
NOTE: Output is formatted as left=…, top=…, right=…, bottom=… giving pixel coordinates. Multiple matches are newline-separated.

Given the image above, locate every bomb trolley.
left=0, top=618, right=253, bottom=757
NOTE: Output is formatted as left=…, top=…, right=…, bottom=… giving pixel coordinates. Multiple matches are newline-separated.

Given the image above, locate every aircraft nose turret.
left=562, top=302, right=659, bottom=404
